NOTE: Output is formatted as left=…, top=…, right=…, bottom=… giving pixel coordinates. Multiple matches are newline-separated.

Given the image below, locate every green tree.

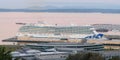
left=109, top=56, right=120, bottom=60
left=0, top=46, right=12, bottom=60
left=66, top=52, right=105, bottom=60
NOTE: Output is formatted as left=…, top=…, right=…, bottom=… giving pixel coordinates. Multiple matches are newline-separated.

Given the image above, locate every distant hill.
left=0, top=8, right=120, bottom=13
left=41, top=9, right=120, bottom=13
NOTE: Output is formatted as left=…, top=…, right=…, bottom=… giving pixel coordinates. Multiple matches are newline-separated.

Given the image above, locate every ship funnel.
left=70, top=23, right=77, bottom=26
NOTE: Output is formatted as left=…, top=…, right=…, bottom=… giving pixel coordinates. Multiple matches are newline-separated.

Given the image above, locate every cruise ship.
left=0, top=21, right=108, bottom=46
left=17, top=23, right=94, bottom=39
left=14, top=22, right=105, bottom=44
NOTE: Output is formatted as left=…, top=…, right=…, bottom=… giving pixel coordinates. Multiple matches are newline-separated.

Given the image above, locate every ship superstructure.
left=17, top=22, right=96, bottom=39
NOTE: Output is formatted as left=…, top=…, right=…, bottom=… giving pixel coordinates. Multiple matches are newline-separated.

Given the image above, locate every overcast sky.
left=0, top=0, right=120, bottom=9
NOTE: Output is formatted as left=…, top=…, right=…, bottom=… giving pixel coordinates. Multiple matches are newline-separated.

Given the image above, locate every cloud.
left=44, top=0, right=120, bottom=3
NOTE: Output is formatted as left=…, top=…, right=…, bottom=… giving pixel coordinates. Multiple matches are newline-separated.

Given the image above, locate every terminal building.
left=25, top=42, right=104, bottom=52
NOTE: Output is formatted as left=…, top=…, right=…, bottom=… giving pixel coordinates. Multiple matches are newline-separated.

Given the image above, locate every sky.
left=0, top=0, right=120, bottom=9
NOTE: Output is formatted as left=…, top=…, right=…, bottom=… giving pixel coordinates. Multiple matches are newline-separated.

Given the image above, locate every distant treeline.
left=0, top=9, right=120, bottom=13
